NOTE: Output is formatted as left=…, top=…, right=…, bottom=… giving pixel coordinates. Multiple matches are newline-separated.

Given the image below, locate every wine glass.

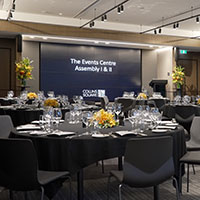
left=114, top=103, right=121, bottom=121
left=53, top=108, right=62, bottom=131
left=82, top=111, right=93, bottom=134
left=47, top=91, right=55, bottom=98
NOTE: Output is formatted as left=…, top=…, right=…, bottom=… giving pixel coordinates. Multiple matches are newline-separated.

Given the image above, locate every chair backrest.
left=123, top=136, right=174, bottom=188
left=0, top=115, right=15, bottom=138
left=147, top=100, right=157, bottom=108
left=190, top=116, right=200, bottom=143
left=100, top=96, right=109, bottom=109
left=0, top=138, right=40, bottom=191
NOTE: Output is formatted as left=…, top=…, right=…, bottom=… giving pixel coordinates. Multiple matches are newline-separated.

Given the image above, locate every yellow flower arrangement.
left=137, top=93, right=147, bottom=100
left=44, top=99, right=59, bottom=108
left=27, top=92, right=38, bottom=99
left=16, top=57, right=33, bottom=86
left=197, top=98, right=200, bottom=105
left=172, top=65, right=185, bottom=89
left=92, top=109, right=118, bottom=128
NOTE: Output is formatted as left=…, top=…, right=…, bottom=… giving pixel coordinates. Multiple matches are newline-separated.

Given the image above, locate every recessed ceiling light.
left=94, top=41, right=99, bottom=44
left=59, top=13, right=63, bottom=16
left=30, top=36, right=35, bottom=39
left=105, top=42, right=110, bottom=45
left=43, top=37, right=47, bottom=40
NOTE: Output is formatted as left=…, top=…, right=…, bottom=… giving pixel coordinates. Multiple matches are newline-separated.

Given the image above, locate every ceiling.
left=1, top=0, right=200, bottom=39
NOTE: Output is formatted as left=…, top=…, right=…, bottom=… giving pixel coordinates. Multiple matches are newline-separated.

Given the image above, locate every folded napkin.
left=156, top=125, right=176, bottom=130
left=48, top=131, right=75, bottom=137
left=115, top=131, right=137, bottom=137
left=17, top=124, right=41, bottom=130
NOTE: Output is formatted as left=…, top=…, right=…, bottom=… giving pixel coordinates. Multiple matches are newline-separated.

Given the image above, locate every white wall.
left=156, top=47, right=173, bottom=99
left=22, top=41, right=40, bottom=92
left=142, top=50, right=157, bottom=96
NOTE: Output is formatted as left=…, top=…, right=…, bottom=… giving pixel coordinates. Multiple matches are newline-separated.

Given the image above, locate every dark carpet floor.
left=1, top=162, right=200, bottom=200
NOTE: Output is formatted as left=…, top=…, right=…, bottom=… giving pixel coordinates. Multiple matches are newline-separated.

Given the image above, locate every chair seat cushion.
left=180, top=152, right=200, bottom=164
left=187, top=140, right=200, bottom=151
left=38, top=170, right=70, bottom=185
left=110, top=170, right=123, bottom=182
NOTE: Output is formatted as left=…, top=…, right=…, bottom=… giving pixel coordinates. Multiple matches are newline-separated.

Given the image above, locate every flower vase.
left=176, top=84, right=182, bottom=96
left=21, top=80, right=26, bottom=91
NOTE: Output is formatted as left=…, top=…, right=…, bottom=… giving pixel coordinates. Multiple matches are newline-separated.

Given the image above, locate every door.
left=0, top=48, right=11, bottom=97
left=177, top=59, right=198, bottom=96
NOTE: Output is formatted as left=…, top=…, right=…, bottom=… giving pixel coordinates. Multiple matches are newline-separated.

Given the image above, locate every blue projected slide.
left=40, top=43, right=141, bottom=100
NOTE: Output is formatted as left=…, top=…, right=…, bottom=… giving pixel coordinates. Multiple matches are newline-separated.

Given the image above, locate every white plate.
left=115, top=131, right=137, bottom=137
left=17, top=124, right=41, bottom=130
left=165, top=123, right=179, bottom=126
left=156, top=125, right=176, bottom=130
left=159, top=121, right=173, bottom=124
left=92, top=134, right=110, bottom=138
left=152, top=129, right=168, bottom=133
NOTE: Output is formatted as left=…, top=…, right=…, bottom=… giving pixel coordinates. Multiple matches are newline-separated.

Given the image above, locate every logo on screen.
left=82, top=89, right=105, bottom=97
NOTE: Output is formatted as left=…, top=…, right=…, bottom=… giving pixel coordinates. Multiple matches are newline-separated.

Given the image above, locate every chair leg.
left=9, top=190, right=13, bottom=200
left=101, top=160, right=105, bottom=173
left=153, top=185, right=159, bottom=200
left=118, top=184, right=123, bottom=200
left=67, top=176, right=72, bottom=200
left=107, top=175, right=112, bottom=200
left=172, top=177, right=180, bottom=200
left=179, top=162, right=185, bottom=194
left=40, top=186, right=44, bottom=200
left=192, top=164, right=195, bottom=174
left=24, top=192, right=28, bottom=200
left=187, top=164, right=190, bottom=193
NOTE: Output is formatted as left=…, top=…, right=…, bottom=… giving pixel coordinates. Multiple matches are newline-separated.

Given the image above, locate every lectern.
left=149, top=79, right=168, bottom=97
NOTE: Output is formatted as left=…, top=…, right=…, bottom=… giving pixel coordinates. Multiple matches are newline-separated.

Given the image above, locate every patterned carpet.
left=1, top=162, right=200, bottom=200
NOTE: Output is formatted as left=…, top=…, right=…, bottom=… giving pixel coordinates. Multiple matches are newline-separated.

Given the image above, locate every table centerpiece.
left=172, top=65, right=185, bottom=96
left=16, top=57, right=34, bottom=91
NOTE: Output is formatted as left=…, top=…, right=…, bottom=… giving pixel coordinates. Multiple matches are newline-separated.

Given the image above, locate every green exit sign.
left=180, top=50, right=187, bottom=54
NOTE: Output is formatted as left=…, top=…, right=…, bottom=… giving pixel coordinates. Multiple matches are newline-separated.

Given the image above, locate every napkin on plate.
left=115, top=131, right=137, bottom=136
left=47, top=131, right=75, bottom=137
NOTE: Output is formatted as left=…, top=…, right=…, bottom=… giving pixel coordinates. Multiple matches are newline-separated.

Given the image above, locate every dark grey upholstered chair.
left=0, top=115, right=15, bottom=138
left=115, top=98, right=136, bottom=118
left=186, top=116, right=200, bottom=151
left=0, top=138, right=71, bottom=200
left=174, top=106, right=196, bottom=134
left=179, top=151, right=200, bottom=193
left=107, top=136, right=180, bottom=200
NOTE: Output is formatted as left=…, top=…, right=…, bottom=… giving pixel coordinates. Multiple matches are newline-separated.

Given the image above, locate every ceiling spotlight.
left=176, top=22, right=179, bottom=28
left=173, top=23, right=176, bottom=29
left=158, top=28, right=162, bottom=34
left=117, top=6, right=121, bottom=14
left=120, top=4, right=124, bottom=13
left=101, top=15, right=104, bottom=22
left=104, top=14, right=107, bottom=21
left=92, top=21, right=95, bottom=26
left=89, top=22, right=93, bottom=28
left=196, top=16, right=199, bottom=23
left=154, top=29, right=157, bottom=34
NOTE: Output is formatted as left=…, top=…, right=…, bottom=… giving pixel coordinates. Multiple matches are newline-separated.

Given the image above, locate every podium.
left=149, top=79, right=168, bottom=97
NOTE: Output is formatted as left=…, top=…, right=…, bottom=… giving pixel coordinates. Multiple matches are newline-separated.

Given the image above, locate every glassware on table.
left=47, top=91, right=55, bottom=98
left=53, top=108, right=62, bottom=131
left=82, top=111, right=93, bottom=134
left=7, top=90, right=14, bottom=99
left=114, top=103, right=121, bottom=121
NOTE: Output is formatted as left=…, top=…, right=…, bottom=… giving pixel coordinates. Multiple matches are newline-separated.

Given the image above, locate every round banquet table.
left=0, top=104, right=100, bottom=127
left=11, top=122, right=186, bottom=200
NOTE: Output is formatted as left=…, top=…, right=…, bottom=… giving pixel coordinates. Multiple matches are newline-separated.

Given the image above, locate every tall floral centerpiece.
left=16, top=57, right=33, bottom=90
left=172, top=65, right=185, bottom=96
